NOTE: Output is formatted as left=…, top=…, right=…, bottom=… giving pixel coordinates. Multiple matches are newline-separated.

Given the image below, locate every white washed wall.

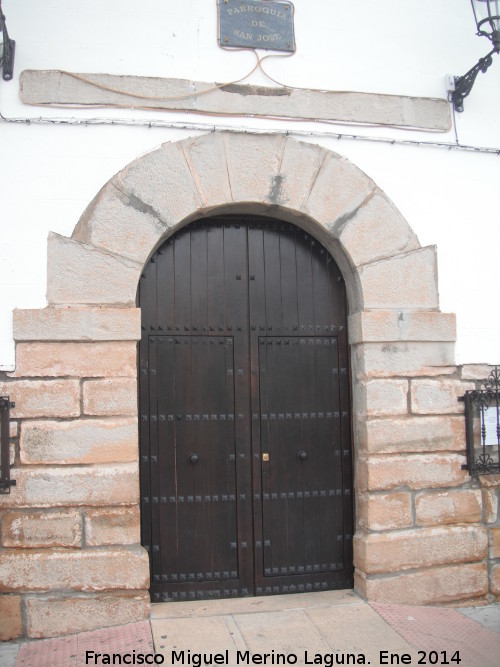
left=0, top=0, right=499, bottom=369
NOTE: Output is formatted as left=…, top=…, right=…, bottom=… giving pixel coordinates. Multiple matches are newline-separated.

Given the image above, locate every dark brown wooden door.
left=139, top=216, right=353, bottom=602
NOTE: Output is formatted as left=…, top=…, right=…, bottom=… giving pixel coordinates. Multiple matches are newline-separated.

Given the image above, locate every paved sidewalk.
left=0, top=592, right=499, bottom=667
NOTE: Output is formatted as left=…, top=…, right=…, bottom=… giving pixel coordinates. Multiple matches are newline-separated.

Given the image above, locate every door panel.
left=139, top=216, right=353, bottom=602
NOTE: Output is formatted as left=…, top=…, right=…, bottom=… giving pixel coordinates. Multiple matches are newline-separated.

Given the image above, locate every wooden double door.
left=139, top=216, right=353, bottom=602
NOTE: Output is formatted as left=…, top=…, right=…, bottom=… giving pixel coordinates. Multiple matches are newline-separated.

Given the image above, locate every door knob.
left=297, top=450, right=308, bottom=461
left=189, top=454, right=199, bottom=464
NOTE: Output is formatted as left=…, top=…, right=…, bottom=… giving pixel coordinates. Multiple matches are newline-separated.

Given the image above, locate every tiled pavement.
left=1, top=593, right=499, bottom=667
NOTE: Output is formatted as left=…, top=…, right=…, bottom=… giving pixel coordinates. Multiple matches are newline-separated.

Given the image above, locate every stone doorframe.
left=3, top=132, right=488, bottom=640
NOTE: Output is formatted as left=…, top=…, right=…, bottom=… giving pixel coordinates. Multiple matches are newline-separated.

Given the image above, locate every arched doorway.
left=138, top=215, right=353, bottom=602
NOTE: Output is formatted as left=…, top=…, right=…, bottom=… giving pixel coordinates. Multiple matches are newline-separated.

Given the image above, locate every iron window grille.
left=0, top=396, right=16, bottom=493
left=460, top=366, right=500, bottom=475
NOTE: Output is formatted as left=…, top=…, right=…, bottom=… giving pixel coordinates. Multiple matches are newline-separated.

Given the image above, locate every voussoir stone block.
left=415, top=490, right=482, bottom=526
left=348, top=310, right=457, bottom=345
left=0, top=379, right=80, bottom=418
left=357, top=415, right=466, bottom=454
left=360, top=246, right=439, bottom=310
left=47, top=233, right=142, bottom=306
left=224, top=133, right=286, bottom=204
left=13, top=307, right=141, bottom=342
left=357, top=453, right=468, bottom=491
left=12, top=341, right=137, bottom=377
left=0, top=546, right=149, bottom=593
left=306, top=152, right=375, bottom=228
left=83, top=378, right=137, bottom=416
left=73, top=181, right=167, bottom=264
left=0, top=464, right=139, bottom=509
left=26, top=592, right=150, bottom=639
left=411, top=379, right=474, bottom=415
left=84, top=507, right=140, bottom=546
left=1, top=510, right=83, bottom=548
left=355, top=562, right=488, bottom=605
left=20, top=418, right=138, bottom=465
left=357, top=492, right=413, bottom=531
left=276, top=139, right=330, bottom=212
left=117, top=142, right=202, bottom=226
left=337, top=191, right=420, bottom=267
left=354, top=526, right=488, bottom=574
left=181, top=133, right=232, bottom=209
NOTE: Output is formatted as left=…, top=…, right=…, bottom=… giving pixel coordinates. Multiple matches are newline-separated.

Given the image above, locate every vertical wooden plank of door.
left=222, top=222, right=252, bottom=595
left=147, top=335, right=162, bottom=595
left=173, top=229, right=191, bottom=334
left=247, top=224, right=266, bottom=592
left=138, top=257, right=157, bottom=583
left=207, top=337, right=239, bottom=588
left=328, top=260, right=353, bottom=584
left=277, top=227, right=303, bottom=582
left=157, top=336, right=178, bottom=599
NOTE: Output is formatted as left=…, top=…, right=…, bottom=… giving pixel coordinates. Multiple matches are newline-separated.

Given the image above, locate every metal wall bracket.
left=449, top=48, right=496, bottom=112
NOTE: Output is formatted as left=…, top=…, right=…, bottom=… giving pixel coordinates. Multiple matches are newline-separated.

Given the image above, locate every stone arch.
left=9, top=133, right=473, bottom=639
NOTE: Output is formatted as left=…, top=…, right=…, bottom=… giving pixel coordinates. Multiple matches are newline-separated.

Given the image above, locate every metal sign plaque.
left=218, top=0, right=295, bottom=52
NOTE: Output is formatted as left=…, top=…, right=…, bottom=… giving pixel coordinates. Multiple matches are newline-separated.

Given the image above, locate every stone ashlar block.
left=490, top=527, right=500, bottom=559
left=352, top=341, right=456, bottom=379
left=357, top=415, right=466, bottom=454
left=415, top=490, right=482, bottom=527
left=73, top=181, right=167, bottom=264
left=13, top=307, right=141, bottom=342
left=83, top=378, right=137, bottom=416
left=26, top=591, right=150, bottom=639
left=0, top=594, right=23, bottom=640
left=492, top=565, right=500, bottom=595
left=348, top=310, right=457, bottom=345
left=354, top=526, right=488, bottom=574
left=84, top=507, right=140, bottom=546
left=411, top=379, right=474, bottom=415
left=355, top=562, right=488, bottom=605
left=0, top=379, right=80, bottom=419
left=306, top=153, right=375, bottom=229
left=483, top=488, right=498, bottom=524
left=0, top=464, right=139, bottom=509
left=337, top=191, right=420, bottom=268
left=20, top=418, right=138, bottom=465
left=12, top=341, right=137, bottom=378
left=357, top=379, right=408, bottom=418
left=117, top=142, right=202, bottom=227
left=357, top=492, right=413, bottom=531
left=0, top=546, right=149, bottom=593
left=357, top=453, right=468, bottom=491
left=359, top=246, right=439, bottom=310
left=1, top=510, right=83, bottom=548
left=47, top=233, right=142, bottom=306
left=461, top=364, right=496, bottom=381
